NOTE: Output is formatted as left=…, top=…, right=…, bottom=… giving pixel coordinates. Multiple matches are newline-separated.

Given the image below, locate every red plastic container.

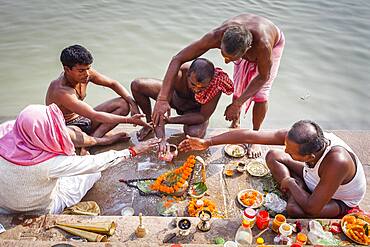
left=256, top=210, right=270, bottom=230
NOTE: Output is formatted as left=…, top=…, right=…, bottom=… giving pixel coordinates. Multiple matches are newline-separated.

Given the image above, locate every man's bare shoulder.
left=322, top=146, right=353, bottom=171
left=47, top=78, right=76, bottom=103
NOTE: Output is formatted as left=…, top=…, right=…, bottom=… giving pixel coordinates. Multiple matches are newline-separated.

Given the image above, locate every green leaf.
left=137, top=180, right=155, bottom=193
left=364, top=224, right=369, bottom=236
left=192, top=182, right=208, bottom=195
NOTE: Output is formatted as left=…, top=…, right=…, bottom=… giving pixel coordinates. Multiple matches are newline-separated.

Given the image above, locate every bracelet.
left=157, top=97, right=168, bottom=102
left=128, top=147, right=137, bottom=157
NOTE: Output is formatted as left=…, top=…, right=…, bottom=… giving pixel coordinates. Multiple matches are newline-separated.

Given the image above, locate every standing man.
left=153, top=14, right=285, bottom=158
left=131, top=58, right=233, bottom=155
left=46, top=45, right=150, bottom=152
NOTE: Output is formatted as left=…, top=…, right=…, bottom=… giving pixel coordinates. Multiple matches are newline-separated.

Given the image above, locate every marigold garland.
left=150, top=155, right=196, bottom=194
left=187, top=198, right=217, bottom=217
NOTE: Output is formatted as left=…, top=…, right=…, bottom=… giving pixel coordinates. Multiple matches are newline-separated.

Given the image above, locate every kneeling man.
left=131, top=58, right=233, bottom=153
left=179, top=120, right=366, bottom=218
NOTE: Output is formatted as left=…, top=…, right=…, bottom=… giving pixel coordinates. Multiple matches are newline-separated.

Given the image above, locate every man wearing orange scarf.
left=131, top=58, right=233, bottom=156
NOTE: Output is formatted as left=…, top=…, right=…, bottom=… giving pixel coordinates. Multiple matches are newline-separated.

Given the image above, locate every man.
left=46, top=44, right=150, bottom=151
left=131, top=58, right=233, bottom=154
left=153, top=14, right=285, bottom=158
left=0, top=104, right=160, bottom=214
left=178, top=120, right=366, bottom=218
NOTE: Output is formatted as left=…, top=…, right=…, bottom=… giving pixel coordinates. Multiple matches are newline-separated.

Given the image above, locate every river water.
left=0, top=0, right=369, bottom=129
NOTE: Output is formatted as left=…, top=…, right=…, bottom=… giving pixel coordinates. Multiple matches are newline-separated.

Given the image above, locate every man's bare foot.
left=246, top=144, right=262, bottom=158
left=230, top=119, right=240, bottom=129
left=80, top=147, right=90, bottom=156
left=108, top=132, right=131, bottom=144
left=95, top=132, right=130, bottom=146
left=136, top=126, right=153, bottom=141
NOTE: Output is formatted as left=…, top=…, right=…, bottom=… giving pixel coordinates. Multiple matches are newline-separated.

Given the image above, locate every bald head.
left=287, top=120, right=326, bottom=155
left=188, top=58, right=215, bottom=83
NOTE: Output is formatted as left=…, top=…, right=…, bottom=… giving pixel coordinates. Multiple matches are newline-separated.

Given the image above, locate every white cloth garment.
left=303, top=132, right=366, bottom=207
left=0, top=149, right=131, bottom=214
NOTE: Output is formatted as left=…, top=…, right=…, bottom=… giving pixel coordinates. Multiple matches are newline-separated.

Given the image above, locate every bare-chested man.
left=179, top=120, right=366, bottom=218
left=131, top=58, right=233, bottom=155
left=153, top=14, right=285, bottom=158
left=46, top=44, right=150, bottom=150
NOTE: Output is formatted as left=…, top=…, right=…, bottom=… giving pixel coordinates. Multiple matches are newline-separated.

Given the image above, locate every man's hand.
left=179, top=135, right=210, bottom=152
left=129, top=102, right=141, bottom=116
left=131, top=138, right=161, bottom=155
left=126, top=114, right=152, bottom=128
left=129, top=102, right=141, bottom=127
left=152, top=100, right=171, bottom=127
left=157, top=139, right=168, bottom=157
left=224, top=102, right=241, bottom=122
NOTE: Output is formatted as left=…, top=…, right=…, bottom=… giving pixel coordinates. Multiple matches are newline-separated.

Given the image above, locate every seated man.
left=131, top=58, right=233, bottom=154
left=0, top=104, right=159, bottom=214
left=179, top=120, right=366, bottom=218
left=46, top=44, right=149, bottom=151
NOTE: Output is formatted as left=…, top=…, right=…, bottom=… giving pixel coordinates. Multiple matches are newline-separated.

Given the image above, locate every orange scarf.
left=195, top=67, right=233, bottom=104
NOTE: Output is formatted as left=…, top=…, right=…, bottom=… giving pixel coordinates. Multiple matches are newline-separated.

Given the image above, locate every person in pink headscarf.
left=0, top=104, right=159, bottom=214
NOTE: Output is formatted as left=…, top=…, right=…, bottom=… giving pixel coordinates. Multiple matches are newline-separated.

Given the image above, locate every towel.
left=195, top=67, right=233, bottom=104
left=233, top=31, right=285, bottom=113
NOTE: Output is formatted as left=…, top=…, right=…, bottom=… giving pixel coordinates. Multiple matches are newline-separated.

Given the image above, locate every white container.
left=279, top=223, right=293, bottom=237
left=235, top=220, right=253, bottom=246
left=243, top=207, right=257, bottom=228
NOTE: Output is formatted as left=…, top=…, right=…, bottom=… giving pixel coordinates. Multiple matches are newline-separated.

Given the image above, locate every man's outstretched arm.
left=90, top=69, right=140, bottom=114
left=179, top=129, right=287, bottom=151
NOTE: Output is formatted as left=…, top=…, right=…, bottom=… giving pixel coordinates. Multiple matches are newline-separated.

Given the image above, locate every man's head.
left=187, top=58, right=215, bottom=94
left=60, top=45, right=93, bottom=84
left=285, top=120, right=327, bottom=162
left=221, top=25, right=253, bottom=64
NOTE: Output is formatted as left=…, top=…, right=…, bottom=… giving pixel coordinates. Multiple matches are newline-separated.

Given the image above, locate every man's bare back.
left=210, top=14, right=280, bottom=61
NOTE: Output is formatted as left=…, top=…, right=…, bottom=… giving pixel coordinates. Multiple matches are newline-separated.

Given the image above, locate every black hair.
left=288, top=120, right=326, bottom=155
left=221, top=25, right=253, bottom=56
left=60, top=44, right=93, bottom=69
left=188, top=58, right=215, bottom=83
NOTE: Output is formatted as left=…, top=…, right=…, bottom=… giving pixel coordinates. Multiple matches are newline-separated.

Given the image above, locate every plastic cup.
left=120, top=206, right=134, bottom=216
left=223, top=241, right=238, bottom=247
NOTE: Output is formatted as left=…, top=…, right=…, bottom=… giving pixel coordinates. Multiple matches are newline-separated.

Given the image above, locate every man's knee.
left=130, top=78, right=144, bottom=93
left=130, top=78, right=149, bottom=94
left=114, top=98, right=130, bottom=116
left=184, top=125, right=206, bottom=138
left=286, top=202, right=304, bottom=218
left=265, top=149, right=284, bottom=168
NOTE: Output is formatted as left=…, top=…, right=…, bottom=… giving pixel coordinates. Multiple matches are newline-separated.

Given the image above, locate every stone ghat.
left=0, top=127, right=369, bottom=246
left=0, top=214, right=364, bottom=246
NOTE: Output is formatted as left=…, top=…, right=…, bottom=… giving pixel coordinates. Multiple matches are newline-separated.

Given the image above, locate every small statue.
left=135, top=213, right=147, bottom=238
